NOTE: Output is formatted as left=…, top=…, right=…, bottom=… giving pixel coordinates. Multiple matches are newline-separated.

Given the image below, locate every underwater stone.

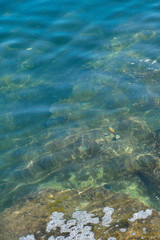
left=115, top=135, right=120, bottom=140
left=19, top=235, right=36, bottom=240
left=102, top=207, right=114, bottom=227
left=144, top=59, right=151, bottom=63
left=46, top=212, right=65, bottom=233
left=129, top=209, right=152, bottom=222
left=152, top=60, right=157, bottom=64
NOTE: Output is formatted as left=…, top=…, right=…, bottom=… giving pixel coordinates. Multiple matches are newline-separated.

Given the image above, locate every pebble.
left=108, top=127, right=114, bottom=133
left=144, top=59, right=151, bottom=63
left=152, top=60, right=157, bottom=64
left=115, top=135, right=120, bottom=140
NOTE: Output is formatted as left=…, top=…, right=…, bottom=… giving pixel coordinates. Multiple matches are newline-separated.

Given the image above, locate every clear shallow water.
left=1, top=0, right=160, bottom=212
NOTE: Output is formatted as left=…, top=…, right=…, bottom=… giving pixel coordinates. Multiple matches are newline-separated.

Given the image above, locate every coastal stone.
left=0, top=186, right=160, bottom=240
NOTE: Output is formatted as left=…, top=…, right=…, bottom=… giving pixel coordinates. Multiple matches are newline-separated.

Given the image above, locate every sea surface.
left=0, top=0, right=160, bottom=212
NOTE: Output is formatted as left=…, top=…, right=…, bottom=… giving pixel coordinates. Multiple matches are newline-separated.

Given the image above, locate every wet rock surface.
left=0, top=186, right=160, bottom=240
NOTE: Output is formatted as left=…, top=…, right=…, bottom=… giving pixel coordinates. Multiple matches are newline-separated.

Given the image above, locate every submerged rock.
left=1, top=114, right=160, bottom=212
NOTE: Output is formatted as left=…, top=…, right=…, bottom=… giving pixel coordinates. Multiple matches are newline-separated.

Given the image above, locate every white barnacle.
left=119, top=228, right=126, bottom=232
left=102, top=207, right=114, bottom=227
left=129, top=209, right=152, bottom=222
left=46, top=212, right=65, bottom=233
left=19, top=235, right=36, bottom=240
left=72, top=210, right=99, bottom=226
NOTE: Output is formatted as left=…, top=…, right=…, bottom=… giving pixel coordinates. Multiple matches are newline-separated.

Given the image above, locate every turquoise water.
left=1, top=0, right=160, bottom=212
